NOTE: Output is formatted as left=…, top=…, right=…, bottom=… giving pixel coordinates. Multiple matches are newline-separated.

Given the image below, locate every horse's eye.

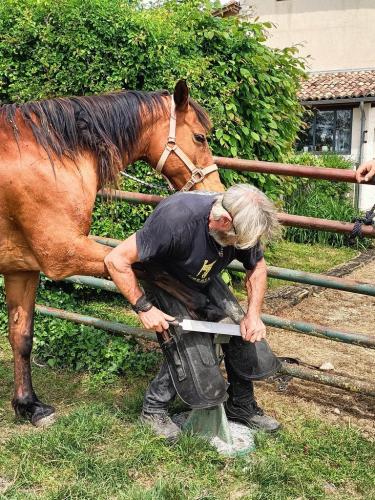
left=193, top=133, right=206, bottom=144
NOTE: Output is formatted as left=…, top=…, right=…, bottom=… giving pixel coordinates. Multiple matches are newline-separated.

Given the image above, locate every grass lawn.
left=0, top=241, right=373, bottom=499
left=228, top=240, right=359, bottom=297
left=264, top=240, right=358, bottom=290
left=264, top=240, right=358, bottom=272
left=0, top=334, right=374, bottom=500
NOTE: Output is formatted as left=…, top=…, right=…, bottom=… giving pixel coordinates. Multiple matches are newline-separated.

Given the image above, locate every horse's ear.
left=173, top=80, right=189, bottom=111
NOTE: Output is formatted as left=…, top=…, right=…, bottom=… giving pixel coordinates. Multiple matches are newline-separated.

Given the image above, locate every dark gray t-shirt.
left=136, top=192, right=263, bottom=290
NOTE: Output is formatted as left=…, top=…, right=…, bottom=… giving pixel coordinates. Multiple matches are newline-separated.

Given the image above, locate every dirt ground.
left=255, top=262, right=375, bottom=438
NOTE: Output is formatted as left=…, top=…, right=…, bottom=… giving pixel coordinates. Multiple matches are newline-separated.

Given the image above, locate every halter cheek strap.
left=155, top=97, right=218, bottom=192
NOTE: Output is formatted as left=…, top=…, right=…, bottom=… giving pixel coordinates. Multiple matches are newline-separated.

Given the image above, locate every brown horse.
left=0, top=80, right=224, bottom=426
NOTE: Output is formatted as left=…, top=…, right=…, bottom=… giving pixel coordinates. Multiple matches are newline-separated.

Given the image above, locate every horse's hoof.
left=13, top=397, right=56, bottom=427
left=30, top=403, right=56, bottom=427
left=33, top=412, right=56, bottom=428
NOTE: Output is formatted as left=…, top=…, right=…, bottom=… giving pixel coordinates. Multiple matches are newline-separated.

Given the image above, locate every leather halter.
left=155, top=97, right=218, bottom=192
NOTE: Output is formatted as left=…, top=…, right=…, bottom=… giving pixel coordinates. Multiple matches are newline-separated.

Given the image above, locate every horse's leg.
left=39, top=236, right=112, bottom=280
left=63, top=237, right=112, bottom=277
left=4, top=271, right=55, bottom=427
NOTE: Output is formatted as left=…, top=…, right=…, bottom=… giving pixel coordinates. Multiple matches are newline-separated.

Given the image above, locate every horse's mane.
left=0, top=90, right=211, bottom=186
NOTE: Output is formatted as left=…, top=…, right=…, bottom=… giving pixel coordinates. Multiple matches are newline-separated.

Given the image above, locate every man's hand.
left=138, top=306, right=175, bottom=333
left=240, top=314, right=266, bottom=343
left=356, top=160, right=375, bottom=183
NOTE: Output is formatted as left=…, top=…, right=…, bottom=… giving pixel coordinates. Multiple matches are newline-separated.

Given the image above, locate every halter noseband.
left=155, top=97, right=218, bottom=192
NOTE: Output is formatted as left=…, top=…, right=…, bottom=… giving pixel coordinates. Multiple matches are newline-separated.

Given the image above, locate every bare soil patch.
left=258, top=262, right=375, bottom=437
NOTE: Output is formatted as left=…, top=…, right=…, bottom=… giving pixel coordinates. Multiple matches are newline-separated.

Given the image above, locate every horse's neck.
left=121, top=109, right=157, bottom=169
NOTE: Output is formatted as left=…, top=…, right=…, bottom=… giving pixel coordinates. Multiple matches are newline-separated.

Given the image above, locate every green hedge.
left=0, top=278, right=160, bottom=380
left=283, top=153, right=365, bottom=248
left=0, top=0, right=305, bottom=200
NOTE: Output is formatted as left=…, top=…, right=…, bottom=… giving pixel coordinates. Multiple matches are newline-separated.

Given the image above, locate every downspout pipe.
left=355, top=100, right=367, bottom=209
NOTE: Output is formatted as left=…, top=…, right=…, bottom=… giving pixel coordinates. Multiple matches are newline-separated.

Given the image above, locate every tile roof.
left=212, top=0, right=241, bottom=18
left=299, top=70, right=375, bottom=101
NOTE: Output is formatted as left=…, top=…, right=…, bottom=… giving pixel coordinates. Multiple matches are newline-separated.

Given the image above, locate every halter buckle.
left=190, top=168, right=206, bottom=184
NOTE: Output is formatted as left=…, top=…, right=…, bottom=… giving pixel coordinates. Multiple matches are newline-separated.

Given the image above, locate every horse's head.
left=147, top=81, right=224, bottom=192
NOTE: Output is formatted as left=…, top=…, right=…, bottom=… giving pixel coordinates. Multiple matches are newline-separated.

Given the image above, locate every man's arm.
left=356, top=160, right=375, bottom=183
left=240, top=257, right=267, bottom=342
left=104, top=234, right=175, bottom=333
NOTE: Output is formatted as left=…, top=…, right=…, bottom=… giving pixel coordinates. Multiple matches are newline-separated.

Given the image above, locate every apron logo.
left=196, top=259, right=216, bottom=279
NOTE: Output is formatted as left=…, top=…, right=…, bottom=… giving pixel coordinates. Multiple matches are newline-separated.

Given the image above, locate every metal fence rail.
left=35, top=304, right=154, bottom=341
left=35, top=304, right=375, bottom=397
left=98, top=189, right=162, bottom=205
left=97, top=190, right=375, bottom=238
left=214, top=156, right=375, bottom=184
left=88, top=235, right=375, bottom=297
left=55, top=275, right=375, bottom=348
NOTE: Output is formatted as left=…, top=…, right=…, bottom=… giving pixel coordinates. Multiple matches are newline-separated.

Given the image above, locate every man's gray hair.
left=211, top=184, right=281, bottom=249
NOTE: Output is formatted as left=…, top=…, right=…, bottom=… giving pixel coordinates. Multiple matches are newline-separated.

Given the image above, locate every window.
left=297, top=108, right=352, bottom=154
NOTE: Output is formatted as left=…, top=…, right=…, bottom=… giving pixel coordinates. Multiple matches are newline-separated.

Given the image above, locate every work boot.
left=140, top=411, right=181, bottom=441
left=225, top=399, right=281, bottom=433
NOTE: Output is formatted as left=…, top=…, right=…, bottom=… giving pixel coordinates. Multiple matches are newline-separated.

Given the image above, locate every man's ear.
left=173, top=80, right=189, bottom=111
left=219, top=213, right=233, bottom=230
